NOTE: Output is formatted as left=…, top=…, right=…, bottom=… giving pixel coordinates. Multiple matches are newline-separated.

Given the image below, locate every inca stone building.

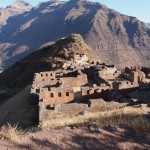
left=31, top=54, right=150, bottom=123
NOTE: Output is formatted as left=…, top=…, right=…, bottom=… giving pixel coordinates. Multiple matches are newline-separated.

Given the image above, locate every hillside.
left=0, top=85, right=37, bottom=127
left=0, top=1, right=33, bottom=71
left=0, top=34, right=91, bottom=91
left=0, top=0, right=150, bottom=70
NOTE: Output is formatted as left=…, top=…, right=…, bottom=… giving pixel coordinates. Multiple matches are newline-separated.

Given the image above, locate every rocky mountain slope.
left=0, top=0, right=150, bottom=70
left=0, top=1, right=33, bottom=28
left=0, top=1, right=33, bottom=71
left=146, top=23, right=150, bottom=27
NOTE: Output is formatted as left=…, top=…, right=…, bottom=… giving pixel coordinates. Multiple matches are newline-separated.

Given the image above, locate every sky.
left=0, top=0, right=150, bottom=23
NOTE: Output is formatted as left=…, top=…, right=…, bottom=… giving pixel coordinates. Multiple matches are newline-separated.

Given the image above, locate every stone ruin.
left=30, top=54, right=150, bottom=123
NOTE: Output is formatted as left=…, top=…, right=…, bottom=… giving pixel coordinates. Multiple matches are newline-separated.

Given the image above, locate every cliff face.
left=0, top=0, right=150, bottom=69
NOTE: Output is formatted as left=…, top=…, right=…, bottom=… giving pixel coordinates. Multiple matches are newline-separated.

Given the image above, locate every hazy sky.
left=0, top=0, right=150, bottom=22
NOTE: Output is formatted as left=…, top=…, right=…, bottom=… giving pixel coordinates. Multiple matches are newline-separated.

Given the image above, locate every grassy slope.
left=42, top=105, right=150, bottom=134
left=0, top=85, right=37, bottom=126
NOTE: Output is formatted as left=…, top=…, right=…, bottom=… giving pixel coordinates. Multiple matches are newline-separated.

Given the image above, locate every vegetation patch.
left=0, top=123, right=23, bottom=141
left=42, top=105, right=150, bottom=135
left=0, top=105, right=149, bottom=142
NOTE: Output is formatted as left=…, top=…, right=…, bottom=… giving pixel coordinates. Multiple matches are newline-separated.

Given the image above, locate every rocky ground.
left=0, top=124, right=150, bottom=150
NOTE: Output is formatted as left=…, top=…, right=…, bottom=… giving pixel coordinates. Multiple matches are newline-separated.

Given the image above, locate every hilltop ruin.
left=31, top=53, right=150, bottom=123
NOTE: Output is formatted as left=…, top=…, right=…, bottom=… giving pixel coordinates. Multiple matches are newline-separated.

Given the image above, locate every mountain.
left=0, top=1, right=33, bottom=28
left=146, top=23, right=150, bottom=27
left=0, top=1, right=33, bottom=72
left=0, top=0, right=150, bottom=70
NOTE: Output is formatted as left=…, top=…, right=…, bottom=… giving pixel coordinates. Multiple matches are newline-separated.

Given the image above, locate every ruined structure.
left=31, top=54, right=150, bottom=123
left=31, top=69, right=88, bottom=106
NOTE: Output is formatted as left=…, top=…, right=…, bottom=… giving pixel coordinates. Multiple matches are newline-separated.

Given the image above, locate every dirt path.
left=0, top=124, right=150, bottom=150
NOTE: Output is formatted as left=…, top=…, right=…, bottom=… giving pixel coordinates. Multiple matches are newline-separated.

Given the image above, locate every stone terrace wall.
left=88, top=99, right=127, bottom=111
left=39, top=103, right=88, bottom=122
left=39, top=99, right=127, bottom=123
left=81, top=86, right=110, bottom=102
left=116, top=81, right=139, bottom=90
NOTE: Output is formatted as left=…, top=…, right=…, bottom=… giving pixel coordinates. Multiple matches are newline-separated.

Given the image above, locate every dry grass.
left=95, top=106, right=150, bottom=134
left=0, top=123, right=23, bottom=141
left=0, top=106, right=149, bottom=142
left=42, top=106, right=150, bottom=134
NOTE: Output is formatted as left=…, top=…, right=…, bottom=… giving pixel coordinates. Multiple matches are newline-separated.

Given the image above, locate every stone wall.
left=39, top=98, right=127, bottom=123
left=39, top=102, right=88, bottom=122
left=113, top=80, right=139, bottom=90
left=81, top=85, right=110, bottom=101
left=58, top=103, right=88, bottom=112
left=43, top=88, right=74, bottom=106
left=88, top=99, right=127, bottom=110
left=34, top=71, right=56, bottom=82
left=97, top=67, right=118, bottom=79
left=60, top=74, right=88, bottom=88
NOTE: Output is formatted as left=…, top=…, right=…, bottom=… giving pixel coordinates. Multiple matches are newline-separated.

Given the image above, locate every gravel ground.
left=0, top=124, right=150, bottom=150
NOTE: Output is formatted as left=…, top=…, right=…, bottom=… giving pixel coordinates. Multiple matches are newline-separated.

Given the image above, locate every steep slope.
left=0, top=1, right=33, bottom=71
left=0, top=85, right=37, bottom=126
left=0, top=34, right=91, bottom=90
left=86, top=9, right=150, bottom=66
left=0, top=0, right=150, bottom=69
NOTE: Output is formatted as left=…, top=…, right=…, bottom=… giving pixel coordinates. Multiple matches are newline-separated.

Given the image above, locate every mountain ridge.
left=6, top=1, right=32, bottom=8
left=0, top=0, right=33, bottom=29
left=0, top=34, right=92, bottom=90
left=0, top=0, right=150, bottom=70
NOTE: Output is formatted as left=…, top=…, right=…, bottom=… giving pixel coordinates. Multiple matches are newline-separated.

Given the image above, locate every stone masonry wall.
left=43, top=88, right=74, bottom=106
left=39, top=99, right=127, bottom=123
left=60, top=74, right=88, bottom=88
